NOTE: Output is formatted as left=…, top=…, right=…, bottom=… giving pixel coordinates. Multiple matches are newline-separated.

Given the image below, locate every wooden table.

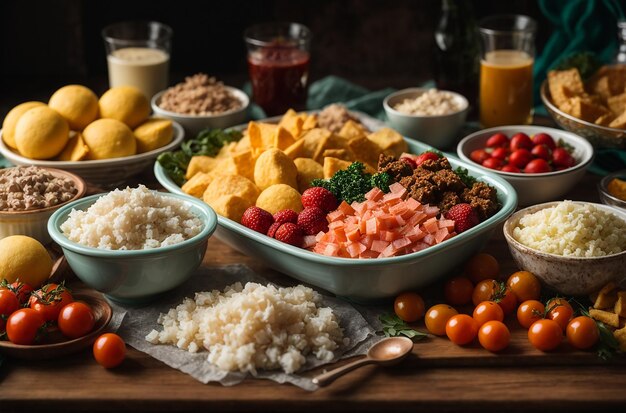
left=2, top=172, right=625, bottom=412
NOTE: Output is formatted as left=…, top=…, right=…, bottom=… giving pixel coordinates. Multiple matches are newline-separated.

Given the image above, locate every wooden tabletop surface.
left=2, top=170, right=625, bottom=413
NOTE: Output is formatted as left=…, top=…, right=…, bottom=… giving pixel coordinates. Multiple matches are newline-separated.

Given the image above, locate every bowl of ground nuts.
left=383, top=87, right=469, bottom=150
left=0, top=166, right=86, bottom=244
left=151, top=73, right=250, bottom=137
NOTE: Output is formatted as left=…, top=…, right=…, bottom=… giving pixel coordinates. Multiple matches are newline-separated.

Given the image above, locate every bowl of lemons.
left=0, top=85, right=184, bottom=186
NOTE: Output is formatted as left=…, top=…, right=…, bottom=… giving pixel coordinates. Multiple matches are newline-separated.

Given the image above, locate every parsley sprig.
left=378, top=314, right=429, bottom=341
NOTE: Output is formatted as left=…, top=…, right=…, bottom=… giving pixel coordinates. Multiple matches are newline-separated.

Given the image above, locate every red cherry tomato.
left=532, top=133, right=556, bottom=149
left=491, top=147, right=509, bottom=160
left=528, top=319, right=563, bottom=351
left=473, top=301, right=504, bottom=327
left=29, top=283, right=73, bottom=322
left=10, top=281, right=34, bottom=305
left=470, top=149, right=491, bottom=164
left=482, top=157, right=503, bottom=170
left=446, top=314, right=478, bottom=345
left=0, top=288, right=20, bottom=332
left=444, top=276, right=474, bottom=306
left=6, top=308, right=45, bottom=345
left=510, top=132, right=533, bottom=151
left=531, top=144, right=551, bottom=160
left=478, top=320, right=510, bottom=352
left=508, top=149, right=533, bottom=168
left=524, top=158, right=552, bottom=173
left=58, top=302, right=96, bottom=339
left=93, top=333, right=126, bottom=368
left=566, top=316, right=599, bottom=350
left=500, top=164, right=521, bottom=173
left=517, top=300, right=545, bottom=329
left=552, top=147, right=576, bottom=168
left=415, top=151, right=440, bottom=165
left=486, top=133, right=509, bottom=148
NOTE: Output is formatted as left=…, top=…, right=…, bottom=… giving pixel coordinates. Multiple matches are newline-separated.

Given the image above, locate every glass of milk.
left=102, top=21, right=172, bottom=99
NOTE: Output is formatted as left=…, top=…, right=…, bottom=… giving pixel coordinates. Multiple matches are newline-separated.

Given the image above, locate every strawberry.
left=273, top=209, right=299, bottom=224
left=267, top=222, right=282, bottom=238
left=241, top=206, right=274, bottom=234
left=273, top=222, right=304, bottom=247
left=415, top=151, right=440, bottom=166
left=399, top=156, right=417, bottom=169
left=444, top=203, right=479, bottom=233
left=297, top=206, right=329, bottom=235
left=301, top=187, right=338, bottom=213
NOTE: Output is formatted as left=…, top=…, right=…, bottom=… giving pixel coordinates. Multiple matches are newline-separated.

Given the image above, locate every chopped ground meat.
left=377, top=155, right=500, bottom=220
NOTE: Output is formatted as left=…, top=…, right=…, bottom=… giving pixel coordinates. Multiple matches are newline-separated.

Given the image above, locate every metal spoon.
left=312, top=336, right=414, bottom=386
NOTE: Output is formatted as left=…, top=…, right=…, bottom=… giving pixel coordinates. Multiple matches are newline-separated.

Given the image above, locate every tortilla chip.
left=594, top=282, right=619, bottom=309
left=607, top=66, right=626, bottom=96
left=595, top=113, right=615, bottom=126
left=273, top=126, right=296, bottom=150
left=589, top=308, right=620, bottom=328
left=57, top=133, right=89, bottom=161
left=284, top=139, right=307, bottom=159
left=323, top=157, right=352, bottom=179
left=181, top=171, right=218, bottom=198
left=609, top=110, right=626, bottom=129
left=235, top=135, right=251, bottom=152
left=548, top=69, right=585, bottom=107
left=231, top=150, right=255, bottom=181
left=278, top=109, right=305, bottom=138
left=614, top=326, right=626, bottom=352
left=302, top=114, right=318, bottom=130
left=215, top=142, right=237, bottom=159
left=248, top=122, right=277, bottom=149
left=560, top=97, right=610, bottom=123
left=207, top=194, right=251, bottom=223
left=294, top=157, right=323, bottom=193
left=614, top=291, right=626, bottom=318
left=322, top=148, right=354, bottom=162
left=186, top=155, right=220, bottom=180
left=338, top=120, right=367, bottom=140
left=607, top=93, right=626, bottom=115
left=348, top=136, right=382, bottom=167
left=203, top=174, right=260, bottom=206
left=587, top=75, right=611, bottom=101
left=367, top=128, right=408, bottom=158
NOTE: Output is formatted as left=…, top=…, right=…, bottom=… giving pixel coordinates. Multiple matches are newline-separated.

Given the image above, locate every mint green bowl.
left=47, top=192, right=217, bottom=305
left=154, top=138, right=518, bottom=302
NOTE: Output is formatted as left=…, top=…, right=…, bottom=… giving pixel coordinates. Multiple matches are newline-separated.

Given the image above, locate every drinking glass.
left=479, top=15, right=536, bottom=127
left=102, top=21, right=172, bottom=99
left=244, top=22, right=311, bottom=116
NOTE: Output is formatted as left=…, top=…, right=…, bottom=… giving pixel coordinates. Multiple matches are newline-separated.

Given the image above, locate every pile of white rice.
left=145, top=282, right=347, bottom=374
left=60, top=185, right=203, bottom=250
left=513, top=201, right=626, bottom=257
left=393, top=88, right=462, bottom=116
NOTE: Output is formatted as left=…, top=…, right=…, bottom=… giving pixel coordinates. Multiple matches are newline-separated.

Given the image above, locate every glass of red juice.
left=244, top=22, right=311, bottom=116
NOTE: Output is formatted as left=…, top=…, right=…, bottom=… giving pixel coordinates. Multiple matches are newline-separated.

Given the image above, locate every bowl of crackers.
left=541, top=64, right=626, bottom=149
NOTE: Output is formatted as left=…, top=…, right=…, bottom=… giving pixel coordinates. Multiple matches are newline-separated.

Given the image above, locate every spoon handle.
left=312, top=357, right=375, bottom=387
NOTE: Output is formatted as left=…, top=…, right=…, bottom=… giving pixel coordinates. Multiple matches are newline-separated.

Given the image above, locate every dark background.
left=0, top=0, right=619, bottom=116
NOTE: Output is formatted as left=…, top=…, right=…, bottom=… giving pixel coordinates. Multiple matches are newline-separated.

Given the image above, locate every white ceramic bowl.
left=0, top=167, right=86, bottom=244
left=0, top=121, right=184, bottom=186
left=598, top=169, right=626, bottom=211
left=151, top=86, right=250, bottom=137
left=457, top=125, right=594, bottom=206
left=503, top=201, right=626, bottom=295
left=383, top=87, right=469, bottom=149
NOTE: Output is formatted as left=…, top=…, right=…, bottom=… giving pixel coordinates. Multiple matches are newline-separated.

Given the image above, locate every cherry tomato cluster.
left=1, top=280, right=95, bottom=344
left=470, top=132, right=577, bottom=173
left=393, top=253, right=600, bottom=353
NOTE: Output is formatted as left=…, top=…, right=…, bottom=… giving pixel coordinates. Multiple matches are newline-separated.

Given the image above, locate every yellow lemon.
left=14, top=106, right=69, bottom=159
left=49, top=85, right=99, bottom=130
left=133, top=118, right=173, bottom=153
left=83, top=118, right=137, bottom=159
left=0, top=235, right=52, bottom=288
left=99, top=86, right=150, bottom=128
left=2, top=101, right=46, bottom=149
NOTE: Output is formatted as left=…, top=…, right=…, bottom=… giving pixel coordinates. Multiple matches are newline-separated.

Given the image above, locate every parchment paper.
left=111, top=264, right=380, bottom=391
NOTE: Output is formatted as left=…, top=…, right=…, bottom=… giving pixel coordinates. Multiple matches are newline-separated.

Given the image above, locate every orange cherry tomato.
left=425, top=304, right=458, bottom=336
left=496, top=288, right=518, bottom=316
left=506, top=271, right=541, bottom=302
left=394, top=292, right=425, bottom=323
left=473, top=301, right=504, bottom=327
left=444, top=277, right=474, bottom=306
left=472, top=279, right=497, bottom=306
left=446, top=314, right=478, bottom=345
left=5, top=308, right=45, bottom=345
left=93, top=333, right=126, bottom=368
left=478, top=320, right=510, bottom=352
left=464, top=253, right=499, bottom=284
left=546, top=298, right=573, bottom=331
left=528, top=319, right=563, bottom=351
left=566, top=316, right=599, bottom=350
left=517, top=300, right=545, bottom=329
left=58, top=302, right=95, bottom=339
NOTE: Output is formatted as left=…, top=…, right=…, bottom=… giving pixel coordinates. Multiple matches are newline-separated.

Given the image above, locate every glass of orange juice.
left=478, top=15, right=536, bottom=128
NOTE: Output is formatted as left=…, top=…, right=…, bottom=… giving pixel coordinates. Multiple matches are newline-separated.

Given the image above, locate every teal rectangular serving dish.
left=154, top=124, right=517, bottom=302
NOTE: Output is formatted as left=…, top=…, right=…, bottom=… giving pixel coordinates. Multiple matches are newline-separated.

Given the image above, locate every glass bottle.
left=433, top=0, right=479, bottom=108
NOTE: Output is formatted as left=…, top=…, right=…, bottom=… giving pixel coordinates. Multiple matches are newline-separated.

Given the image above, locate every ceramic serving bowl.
left=151, top=86, right=249, bottom=137
left=155, top=137, right=517, bottom=302
left=457, top=125, right=594, bottom=206
left=0, top=167, right=86, bottom=244
left=503, top=201, right=626, bottom=296
left=598, top=169, right=626, bottom=210
left=541, top=80, right=626, bottom=149
left=0, top=120, right=184, bottom=187
left=383, top=88, right=469, bottom=150
left=47, top=191, right=218, bottom=304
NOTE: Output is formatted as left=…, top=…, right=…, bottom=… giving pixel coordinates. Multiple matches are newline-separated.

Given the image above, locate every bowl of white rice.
left=48, top=186, right=217, bottom=304
left=503, top=200, right=626, bottom=295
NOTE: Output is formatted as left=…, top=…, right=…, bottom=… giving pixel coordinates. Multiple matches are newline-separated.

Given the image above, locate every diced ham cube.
left=338, top=201, right=355, bottom=216
left=404, top=197, right=421, bottom=211
left=323, top=243, right=340, bottom=256
left=303, top=235, right=318, bottom=249
left=365, top=187, right=384, bottom=201
left=365, top=217, right=379, bottom=235
left=423, top=234, right=435, bottom=245
left=392, top=237, right=412, bottom=250
left=424, top=218, right=439, bottom=234
left=389, top=182, right=407, bottom=196
left=371, top=240, right=390, bottom=253
left=327, top=210, right=345, bottom=222
left=434, top=228, right=449, bottom=244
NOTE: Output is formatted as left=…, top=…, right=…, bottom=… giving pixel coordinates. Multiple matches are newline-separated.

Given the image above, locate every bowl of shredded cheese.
left=383, top=88, right=469, bottom=149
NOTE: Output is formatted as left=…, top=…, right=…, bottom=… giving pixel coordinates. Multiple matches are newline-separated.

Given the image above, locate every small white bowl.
left=457, top=125, right=594, bottom=206
left=383, top=87, right=469, bottom=149
left=0, top=167, right=86, bottom=244
left=598, top=169, right=626, bottom=211
left=151, top=86, right=250, bottom=137
left=0, top=121, right=184, bottom=187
